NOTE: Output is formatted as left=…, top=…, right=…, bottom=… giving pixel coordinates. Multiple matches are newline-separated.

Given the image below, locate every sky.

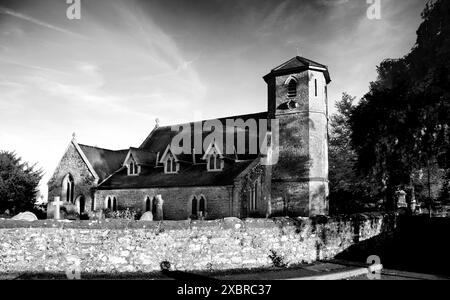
left=0, top=0, right=427, bottom=199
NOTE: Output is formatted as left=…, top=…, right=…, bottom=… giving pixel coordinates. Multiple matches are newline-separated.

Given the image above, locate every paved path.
left=347, top=269, right=450, bottom=280
left=211, top=260, right=383, bottom=280
left=1, top=261, right=448, bottom=280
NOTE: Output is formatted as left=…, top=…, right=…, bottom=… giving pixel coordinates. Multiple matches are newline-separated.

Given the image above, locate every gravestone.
left=140, top=211, right=153, bottom=221
left=222, top=217, right=243, bottom=230
left=395, top=190, right=407, bottom=209
left=11, top=211, right=38, bottom=221
left=155, top=195, right=164, bottom=221
left=52, top=196, right=64, bottom=220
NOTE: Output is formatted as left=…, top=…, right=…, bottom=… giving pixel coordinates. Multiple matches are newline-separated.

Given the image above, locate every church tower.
left=264, top=56, right=331, bottom=217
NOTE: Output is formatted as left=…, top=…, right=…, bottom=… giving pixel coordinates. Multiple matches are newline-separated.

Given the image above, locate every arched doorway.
left=75, top=195, right=86, bottom=214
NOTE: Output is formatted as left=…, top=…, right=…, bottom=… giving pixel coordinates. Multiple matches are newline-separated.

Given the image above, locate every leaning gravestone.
left=222, top=217, right=244, bottom=230
left=11, top=211, right=38, bottom=221
left=139, top=211, right=153, bottom=221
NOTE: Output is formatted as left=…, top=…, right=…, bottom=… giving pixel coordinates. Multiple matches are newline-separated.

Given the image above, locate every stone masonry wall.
left=48, top=142, right=97, bottom=218
left=95, top=186, right=232, bottom=220
left=0, top=213, right=396, bottom=274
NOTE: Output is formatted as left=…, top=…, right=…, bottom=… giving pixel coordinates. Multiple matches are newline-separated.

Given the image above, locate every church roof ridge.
left=150, top=111, right=268, bottom=131
left=78, top=143, right=129, bottom=153
left=128, top=147, right=155, bottom=153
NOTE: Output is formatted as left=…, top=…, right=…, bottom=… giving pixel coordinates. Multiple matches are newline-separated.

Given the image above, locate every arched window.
left=191, top=196, right=198, bottom=217
left=152, top=196, right=158, bottom=215
left=165, top=156, right=177, bottom=174
left=209, top=155, right=214, bottom=169
left=61, top=174, right=74, bottom=203
left=145, top=196, right=151, bottom=212
left=253, top=182, right=258, bottom=210
left=166, top=158, right=171, bottom=173
left=107, top=197, right=112, bottom=210
left=314, top=79, right=318, bottom=97
left=208, top=154, right=222, bottom=171
left=249, top=181, right=258, bottom=211
left=112, top=197, right=117, bottom=211
left=287, top=79, right=297, bottom=98
left=129, top=160, right=139, bottom=176
left=129, top=161, right=134, bottom=175
left=199, top=196, right=206, bottom=217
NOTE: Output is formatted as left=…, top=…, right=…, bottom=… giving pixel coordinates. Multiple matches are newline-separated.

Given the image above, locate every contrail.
left=0, top=58, right=73, bottom=76
left=0, top=6, right=86, bottom=39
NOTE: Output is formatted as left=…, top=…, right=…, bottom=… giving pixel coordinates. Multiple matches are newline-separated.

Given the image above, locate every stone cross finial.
left=53, top=196, right=64, bottom=220
left=72, top=132, right=76, bottom=140
left=155, top=118, right=160, bottom=128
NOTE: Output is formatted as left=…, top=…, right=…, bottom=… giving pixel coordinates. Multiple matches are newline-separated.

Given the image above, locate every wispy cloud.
left=0, top=6, right=86, bottom=39
left=0, top=0, right=427, bottom=200
left=0, top=57, right=72, bottom=76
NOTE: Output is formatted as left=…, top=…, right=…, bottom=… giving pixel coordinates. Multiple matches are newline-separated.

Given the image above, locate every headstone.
left=222, top=217, right=243, bottom=230
left=140, top=211, right=153, bottom=221
left=395, top=190, right=407, bottom=209
left=155, top=194, right=164, bottom=221
left=53, top=196, right=64, bottom=220
left=410, top=198, right=418, bottom=212
left=11, top=211, right=38, bottom=221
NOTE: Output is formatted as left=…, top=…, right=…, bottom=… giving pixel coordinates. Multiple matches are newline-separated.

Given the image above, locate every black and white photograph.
left=0, top=0, right=449, bottom=286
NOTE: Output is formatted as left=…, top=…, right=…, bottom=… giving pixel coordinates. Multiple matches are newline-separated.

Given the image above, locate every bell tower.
left=264, top=56, right=331, bottom=217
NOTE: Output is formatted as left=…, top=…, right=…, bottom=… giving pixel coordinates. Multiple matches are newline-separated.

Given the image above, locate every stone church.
left=47, top=56, right=331, bottom=220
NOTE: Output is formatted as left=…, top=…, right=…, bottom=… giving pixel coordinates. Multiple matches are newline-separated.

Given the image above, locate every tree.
left=329, top=93, right=375, bottom=214
left=350, top=59, right=416, bottom=208
left=0, top=151, right=43, bottom=214
left=406, top=0, right=450, bottom=171
left=349, top=0, right=450, bottom=209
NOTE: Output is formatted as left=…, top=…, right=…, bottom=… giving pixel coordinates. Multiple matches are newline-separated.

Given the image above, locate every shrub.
left=61, top=203, right=79, bottom=220
left=88, top=210, right=104, bottom=220
left=268, top=250, right=287, bottom=268
left=160, top=261, right=171, bottom=271
left=105, top=208, right=139, bottom=220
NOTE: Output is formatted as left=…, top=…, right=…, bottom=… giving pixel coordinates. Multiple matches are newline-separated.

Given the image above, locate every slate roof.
left=264, top=56, right=331, bottom=84
left=78, top=144, right=128, bottom=182
left=140, top=111, right=268, bottom=154
left=94, top=111, right=268, bottom=189
left=127, top=148, right=158, bottom=166
left=97, top=159, right=256, bottom=190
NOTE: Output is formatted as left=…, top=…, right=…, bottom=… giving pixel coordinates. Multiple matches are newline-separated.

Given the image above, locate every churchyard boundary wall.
left=0, top=213, right=397, bottom=274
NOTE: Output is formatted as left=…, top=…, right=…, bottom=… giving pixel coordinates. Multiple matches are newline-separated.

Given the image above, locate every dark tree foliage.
left=407, top=0, right=450, bottom=170
left=329, top=93, right=378, bottom=214
left=349, top=0, right=450, bottom=207
left=0, top=151, right=43, bottom=214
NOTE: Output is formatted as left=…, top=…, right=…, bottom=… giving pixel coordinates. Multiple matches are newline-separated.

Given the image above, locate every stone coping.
left=0, top=212, right=395, bottom=230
